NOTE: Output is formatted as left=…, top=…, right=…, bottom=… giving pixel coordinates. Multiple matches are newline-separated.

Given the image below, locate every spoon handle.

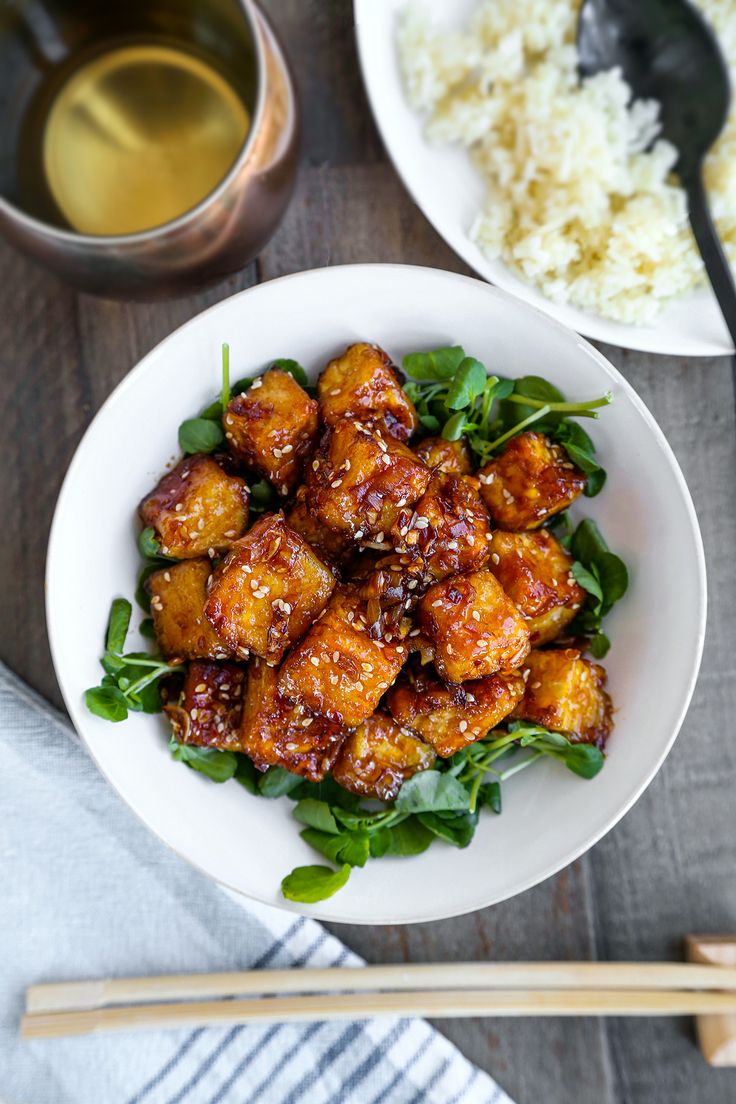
left=686, top=172, right=736, bottom=350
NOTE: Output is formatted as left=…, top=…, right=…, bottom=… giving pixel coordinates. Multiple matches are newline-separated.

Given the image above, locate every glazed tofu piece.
left=387, top=665, right=525, bottom=758
left=414, top=436, right=473, bottom=476
left=318, top=342, right=418, bottom=442
left=332, top=711, right=436, bottom=800
left=285, top=484, right=352, bottom=566
left=239, top=658, right=345, bottom=780
left=488, top=529, right=586, bottom=645
left=357, top=553, right=429, bottom=636
left=139, top=454, right=250, bottom=559
left=477, top=431, right=586, bottom=530
left=165, top=661, right=245, bottom=751
left=392, top=471, right=491, bottom=581
left=147, top=559, right=231, bottom=661
left=278, top=588, right=408, bottom=727
left=204, top=514, right=335, bottom=662
left=307, top=420, right=430, bottom=541
left=515, top=648, right=613, bottom=746
left=418, top=569, right=530, bottom=683
left=223, top=368, right=319, bottom=496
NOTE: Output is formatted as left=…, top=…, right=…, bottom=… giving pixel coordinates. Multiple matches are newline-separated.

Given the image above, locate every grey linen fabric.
left=0, top=662, right=511, bottom=1104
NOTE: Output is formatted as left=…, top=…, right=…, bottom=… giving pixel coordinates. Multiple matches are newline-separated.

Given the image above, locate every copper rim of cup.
left=0, top=0, right=267, bottom=245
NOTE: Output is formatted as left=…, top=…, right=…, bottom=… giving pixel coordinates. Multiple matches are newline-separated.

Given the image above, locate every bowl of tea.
left=0, top=0, right=299, bottom=298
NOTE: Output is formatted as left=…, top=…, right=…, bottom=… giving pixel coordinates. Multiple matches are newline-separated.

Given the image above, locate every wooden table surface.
left=3, top=2, right=736, bottom=1100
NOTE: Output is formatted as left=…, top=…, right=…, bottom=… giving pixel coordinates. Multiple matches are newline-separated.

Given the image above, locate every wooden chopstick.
left=25, top=961, right=736, bottom=1014
left=21, top=988, right=736, bottom=1039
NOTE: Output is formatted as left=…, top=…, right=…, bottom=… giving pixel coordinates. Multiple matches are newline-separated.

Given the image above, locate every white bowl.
left=47, top=264, right=706, bottom=923
left=354, top=0, right=733, bottom=358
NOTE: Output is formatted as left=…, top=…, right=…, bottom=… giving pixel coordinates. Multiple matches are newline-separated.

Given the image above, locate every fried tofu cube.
left=415, top=436, right=473, bottom=475
left=223, top=368, right=319, bottom=496
left=165, top=661, right=245, bottom=751
left=332, top=711, right=436, bottom=800
left=318, top=343, right=418, bottom=442
left=477, top=431, right=586, bottom=530
left=204, top=514, right=335, bottom=662
left=278, top=588, right=408, bottom=727
left=307, top=420, right=430, bottom=540
left=515, top=648, right=613, bottom=746
left=286, top=485, right=352, bottom=566
left=357, top=553, right=430, bottom=637
left=418, top=569, right=530, bottom=683
left=488, top=529, right=586, bottom=645
left=147, top=560, right=232, bottom=661
left=392, top=471, right=491, bottom=581
left=239, top=659, right=345, bottom=780
left=139, top=454, right=250, bottom=559
left=387, top=665, right=525, bottom=757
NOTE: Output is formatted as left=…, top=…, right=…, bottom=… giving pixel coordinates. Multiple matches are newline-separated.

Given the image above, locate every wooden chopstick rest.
left=687, top=935, right=736, bottom=1066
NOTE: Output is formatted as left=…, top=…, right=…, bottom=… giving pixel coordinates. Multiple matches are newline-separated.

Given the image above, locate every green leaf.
left=571, top=518, right=609, bottom=567
left=249, top=480, right=278, bottom=514
left=478, top=781, right=502, bottom=815
left=137, top=527, right=162, bottom=560
left=257, top=766, right=304, bottom=798
left=441, top=411, right=467, bottom=441
left=560, top=743, right=605, bottom=779
left=300, top=828, right=370, bottom=868
left=395, top=771, right=470, bottom=814
left=418, top=413, right=440, bottom=433
left=597, top=552, right=629, bottom=611
left=169, top=738, right=238, bottom=783
left=571, top=562, right=603, bottom=606
left=135, top=562, right=163, bottom=612
left=234, top=755, right=259, bottom=794
left=221, top=343, right=231, bottom=409
left=584, top=468, right=607, bottom=497
left=178, top=417, right=225, bottom=455
left=368, top=828, right=391, bottom=857
left=417, top=809, right=478, bottom=848
left=85, top=685, right=128, bottom=722
left=402, top=346, right=465, bottom=381
left=230, top=376, right=254, bottom=397
left=590, top=632, right=611, bottom=659
left=271, top=358, right=308, bottom=386
left=513, top=376, right=566, bottom=403
left=288, top=777, right=360, bottom=810
left=293, top=799, right=341, bottom=834
left=382, top=816, right=434, bottom=856
left=560, top=443, right=599, bottom=474
left=281, top=863, right=351, bottom=903
left=139, top=617, right=157, bottom=640
left=332, top=806, right=393, bottom=831
left=105, top=598, right=132, bottom=656
left=445, top=357, right=487, bottom=410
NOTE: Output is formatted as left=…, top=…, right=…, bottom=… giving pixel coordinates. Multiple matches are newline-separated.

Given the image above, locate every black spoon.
left=578, top=0, right=736, bottom=348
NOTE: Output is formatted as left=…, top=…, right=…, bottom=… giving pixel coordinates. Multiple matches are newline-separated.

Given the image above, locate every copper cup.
left=0, top=0, right=299, bottom=299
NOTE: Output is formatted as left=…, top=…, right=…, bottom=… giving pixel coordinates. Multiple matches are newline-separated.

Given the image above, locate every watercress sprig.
left=402, top=347, right=611, bottom=495
left=85, top=598, right=182, bottom=722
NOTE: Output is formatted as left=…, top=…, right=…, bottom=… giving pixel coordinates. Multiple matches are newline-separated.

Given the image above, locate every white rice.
left=398, top=0, right=736, bottom=324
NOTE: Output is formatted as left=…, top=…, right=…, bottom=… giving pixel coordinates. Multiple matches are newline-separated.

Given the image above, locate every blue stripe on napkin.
left=0, top=663, right=511, bottom=1104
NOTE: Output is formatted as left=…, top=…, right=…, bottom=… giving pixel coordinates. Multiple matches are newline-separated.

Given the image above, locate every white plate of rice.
left=354, top=0, right=736, bottom=356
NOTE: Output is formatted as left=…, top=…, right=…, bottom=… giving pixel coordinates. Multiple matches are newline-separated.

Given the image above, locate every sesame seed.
left=250, top=579, right=259, bottom=590
left=301, top=717, right=314, bottom=727
left=472, top=610, right=481, bottom=621
left=310, top=656, right=320, bottom=667
left=522, top=669, right=530, bottom=681
left=396, top=645, right=405, bottom=654
left=374, top=640, right=385, bottom=649
left=347, top=611, right=354, bottom=622
left=431, top=599, right=443, bottom=608
left=329, top=674, right=338, bottom=685
left=377, top=681, right=389, bottom=690
left=283, top=603, right=292, bottom=614
left=281, top=484, right=289, bottom=495
left=197, top=518, right=205, bottom=531
left=194, top=683, right=207, bottom=693
left=362, top=662, right=373, bottom=673
left=221, top=683, right=231, bottom=692
left=408, top=580, right=418, bottom=590
left=175, top=503, right=183, bottom=512
left=343, top=459, right=351, bottom=470
left=329, top=387, right=341, bottom=396
left=190, top=708, right=199, bottom=720
left=285, top=742, right=298, bottom=751
left=312, top=459, right=320, bottom=471
left=409, top=628, right=421, bottom=637
left=531, top=681, right=541, bottom=689
left=355, top=681, right=363, bottom=692
left=447, top=541, right=458, bottom=550
left=459, top=720, right=468, bottom=732
left=273, top=448, right=283, bottom=459
left=251, top=377, right=263, bottom=389
left=415, top=517, right=429, bottom=529
left=164, top=571, right=171, bottom=582
left=446, top=643, right=454, bottom=654
left=208, top=547, right=216, bottom=557
left=331, top=479, right=343, bottom=489
left=282, top=444, right=293, bottom=454
left=381, top=454, right=391, bottom=465
left=375, top=532, right=385, bottom=543
left=354, top=529, right=364, bottom=539
left=491, top=553, right=500, bottom=565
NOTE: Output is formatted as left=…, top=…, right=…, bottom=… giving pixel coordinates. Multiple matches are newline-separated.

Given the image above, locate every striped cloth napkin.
left=0, top=663, right=511, bottom=1104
